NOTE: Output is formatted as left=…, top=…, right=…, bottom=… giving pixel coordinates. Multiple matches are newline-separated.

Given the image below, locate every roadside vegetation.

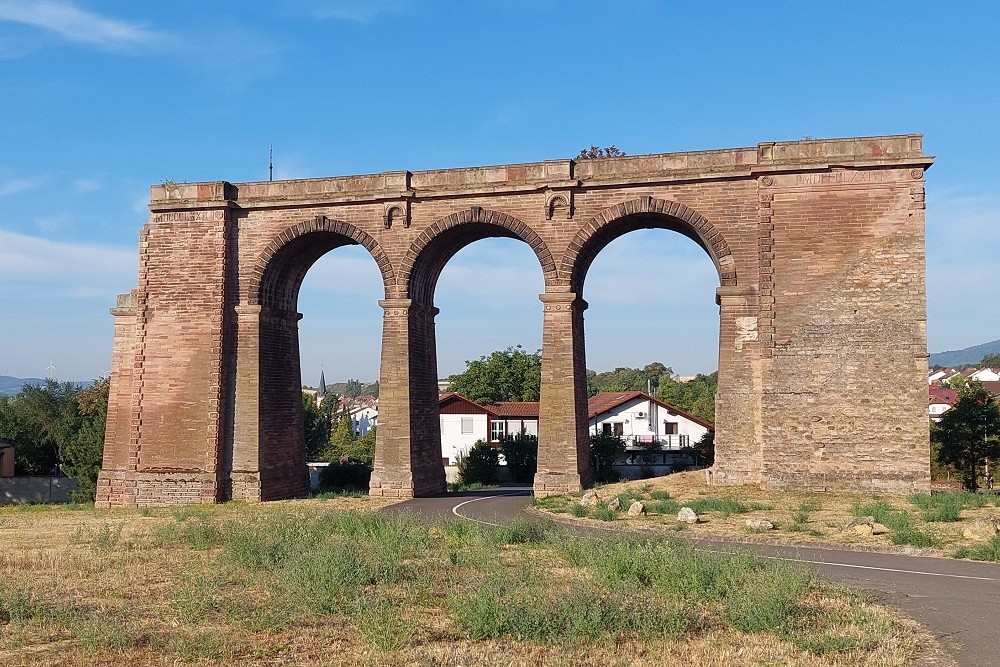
left=0, top=498, right=937, bottom=666
left=533, top=471, right=1000, bottom=559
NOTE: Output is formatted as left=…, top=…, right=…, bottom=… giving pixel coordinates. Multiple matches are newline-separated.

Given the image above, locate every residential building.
left=970, top=368, right=1000, bottom=383
left=928, top=385, right=958, bottom=422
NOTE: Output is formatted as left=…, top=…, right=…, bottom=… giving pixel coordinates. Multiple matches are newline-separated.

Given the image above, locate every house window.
left=461, top=417, right=474, bottom=434
left=664, top=421, right=678, bottom=435
left=491, top=421, right=506, bottom=442
left=614, top=422, right=623, bottom=436
left=602, top=422, right=623, bottom=436
left=602, top=423, right=612, bottom=435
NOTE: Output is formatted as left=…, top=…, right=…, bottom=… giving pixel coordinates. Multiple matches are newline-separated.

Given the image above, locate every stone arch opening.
left=563, top=198, right=736, bottom=295
left=369, top=208, right=553, bottom=496
left=401, top=206, right=557, bottom=306
left=554, top=198, right=737, bottom=489
left=229, top=216, right=393, bottom=502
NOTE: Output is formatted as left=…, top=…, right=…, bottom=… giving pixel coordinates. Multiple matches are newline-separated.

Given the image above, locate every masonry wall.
left=98, top=135, right=933, bottom=506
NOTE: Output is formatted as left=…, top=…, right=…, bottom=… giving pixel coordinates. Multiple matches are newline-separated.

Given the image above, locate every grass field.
left=533, top=471, right=1000, bottom=559
left=0, top=494, right=943, bottom=666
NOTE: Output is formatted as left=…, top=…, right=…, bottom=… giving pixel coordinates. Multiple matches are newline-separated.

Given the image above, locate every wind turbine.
left=44, top=360, right=56, bottom=379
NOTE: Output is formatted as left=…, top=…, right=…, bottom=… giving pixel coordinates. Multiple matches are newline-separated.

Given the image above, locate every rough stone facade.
left=96, top=135, right=933, bottom=506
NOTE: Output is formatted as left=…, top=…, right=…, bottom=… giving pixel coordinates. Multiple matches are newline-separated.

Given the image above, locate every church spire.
left=318, top=369, right=327, bottom=400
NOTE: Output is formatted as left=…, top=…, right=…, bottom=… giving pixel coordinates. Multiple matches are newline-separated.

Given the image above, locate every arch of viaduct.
left=96, top=135, right=933, bottom=507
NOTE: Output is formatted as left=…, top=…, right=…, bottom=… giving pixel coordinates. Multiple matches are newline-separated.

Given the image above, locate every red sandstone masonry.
left=97, top=135, right=933, bottom=506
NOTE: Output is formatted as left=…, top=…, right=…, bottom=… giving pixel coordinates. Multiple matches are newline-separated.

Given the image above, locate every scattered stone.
left=580, top=490, right=600, bottom=507
left=745, top=518, right=774, bottom=531
left=844, top=515, right=875, bottom=531
left=852, top=523, right=874, bottom=536
left=627, top=501, right=646, bottom=517
left=963, top=517, right=1000, bottom=542
left=871, top=523, right=891, bottom=536
left=677, top=507, right=699, bottom=524
left=607, top=497, right=622, bottom=512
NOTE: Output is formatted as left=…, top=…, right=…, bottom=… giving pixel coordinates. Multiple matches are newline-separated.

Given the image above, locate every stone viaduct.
left=96, top=135, right=933, bottom=507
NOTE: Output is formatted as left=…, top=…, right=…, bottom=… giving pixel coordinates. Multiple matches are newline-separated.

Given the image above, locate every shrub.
left=500, top=432, right=537, bottom=483
left=590, top=432, right=625, bottom=483
left=456, top=440, right=500, bottom=486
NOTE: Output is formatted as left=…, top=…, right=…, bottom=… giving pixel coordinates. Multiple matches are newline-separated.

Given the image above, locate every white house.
left=349, top=398, right=378, bottom=436
left=587, top=391, right=711, bottom=447
left=438, top=393, right=538, bottom=465
left=970, top=368, right=1000, bottom=382
left=437, top=391, right=713, bottom=476
left=928, top=386, right=958, bottom=422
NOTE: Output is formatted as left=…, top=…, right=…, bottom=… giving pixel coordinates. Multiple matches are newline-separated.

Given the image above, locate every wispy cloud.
left=0, top=175, right=45, bottom=196
left=0, top=228, right=136, bottom=293
left=0, top=1, right=171, bottom=51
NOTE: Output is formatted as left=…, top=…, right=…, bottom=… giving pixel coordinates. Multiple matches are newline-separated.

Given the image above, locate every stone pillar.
left=95, top=292, right=139, bottom=507
left=230, top=304, right=263, bottom=501
left=710, top=285, right=762, bottom=487
left=534, top=292, right=593, bottom=496
left=369, top=299, right=447, bottom=497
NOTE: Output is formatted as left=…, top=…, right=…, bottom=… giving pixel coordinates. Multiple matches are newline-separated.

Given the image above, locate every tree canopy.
left=932, top=381, right=1000, bottom=490
left=447, top=346, right=541, bottom=404
left=0, top=378, right=109, bottom=500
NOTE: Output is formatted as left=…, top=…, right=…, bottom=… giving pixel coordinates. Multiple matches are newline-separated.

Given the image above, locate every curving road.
left=384, top=487, right=1000, bottom=667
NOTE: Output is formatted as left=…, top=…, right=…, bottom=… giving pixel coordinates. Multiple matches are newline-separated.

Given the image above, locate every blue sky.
left=1, top=1, right=997, bottom=382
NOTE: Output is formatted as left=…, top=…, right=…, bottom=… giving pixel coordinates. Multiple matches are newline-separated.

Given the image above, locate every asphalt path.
left=384, top=487, right=1000, bottom=667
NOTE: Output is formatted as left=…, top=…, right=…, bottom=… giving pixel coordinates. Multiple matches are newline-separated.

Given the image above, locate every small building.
left=970, top=368, right=1000, bottom=383
left=0, top=439, right=13, bottom=477
left=349, top=398, right=378, bottom=437
left=928, top=386, right=958, bottom=422
left=438, top=393, right=539, bottom=465
left=438, top=391, right=713, bottom=477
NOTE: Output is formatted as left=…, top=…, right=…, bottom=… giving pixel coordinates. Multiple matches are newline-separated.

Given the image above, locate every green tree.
left=657, top=372, right=717, bottom=423
left=302, top=392, right=331, bottom=460
left=933, top=381, right=1000, bottom=490
left=500, top=432, right=537, bottom=483
left=326, top=413, right=358, bottom=461
left=589, top=431, right=625, bottom=483
left=60, top=378, right=109, bottom=501
left=456, top=440, right=499, bottom=486
left=981, top=353, right=1000, bottom=368
left=449, top=346, right=541, bottom=404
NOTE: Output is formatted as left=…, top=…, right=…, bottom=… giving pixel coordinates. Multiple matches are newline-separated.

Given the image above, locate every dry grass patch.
left=0, top=498, right=944, bottom=666
left=533, top=471, right=1000, bottom=557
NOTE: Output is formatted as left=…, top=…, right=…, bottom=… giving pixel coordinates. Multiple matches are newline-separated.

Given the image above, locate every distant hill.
left=930, top=339, right=1000, bottom=368
left=0, top=376, right=47, bottom=396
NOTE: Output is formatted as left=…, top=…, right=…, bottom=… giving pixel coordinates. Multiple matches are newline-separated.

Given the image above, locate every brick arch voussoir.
left=561, top=197, right=737, bottom=290
left=398, top=207, right=558, bottom=299
left=245, top=215, right=396, bottom=306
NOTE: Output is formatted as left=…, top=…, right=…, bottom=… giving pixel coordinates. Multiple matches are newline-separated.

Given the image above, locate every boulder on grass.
left=845, top=516, right=875, bottom=532
left=963, top=517, right=1000, bottom=542
left=607, top=497, right=622, bottom=512
left=580, top=490, right=600, bottom=507
left=677, top=507, right=699, bottom=524
left=871, top=523, right=891, bottom=536
left=627, top=501, right=646, bottom=517
left=745, top=518, right=774, bottom=531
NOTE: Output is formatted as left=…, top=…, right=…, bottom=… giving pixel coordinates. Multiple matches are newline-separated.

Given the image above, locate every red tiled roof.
left=485, top=402, right=540, bottom=418
left=982, top=381, right=1000, bottom=396
left=928, top=386, right=957, bottom=405
left=587, top=391, right=715, bottom=430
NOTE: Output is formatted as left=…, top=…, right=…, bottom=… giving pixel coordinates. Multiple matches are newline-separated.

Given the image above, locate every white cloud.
left=0, top=1, right=170, bottom=51
left=0, top=228, right=136, bottom=293
left=0, top=175, right=44, bottom=196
